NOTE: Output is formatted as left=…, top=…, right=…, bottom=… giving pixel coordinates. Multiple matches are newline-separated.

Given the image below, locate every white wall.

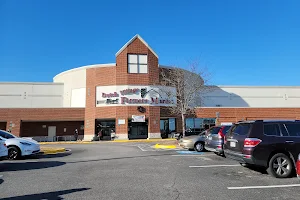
left=53, top=67, right=86, bottom=107
left=53, top=63, right=115, bottom=108
left=202, top=86, right=300, bottom=108
left=71, top=88, right=86, bottom=107
left=0, top=83, right=63, bottom=108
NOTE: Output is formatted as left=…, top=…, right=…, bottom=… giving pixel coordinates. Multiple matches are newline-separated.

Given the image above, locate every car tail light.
left=244, top=138, right=262, bottom=148
left=244, top=155, right=252, bottom=159
left=218, top=127, right=225, bottom=139
left=3, top=143, right=6, bottom=147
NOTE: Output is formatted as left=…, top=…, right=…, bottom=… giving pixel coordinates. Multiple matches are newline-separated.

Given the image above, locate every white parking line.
left=228, top=184, right=300, bottom=190
left=189, top=164, right=240, bottom=168
left=172, top=155, right=205, bottom=157
left=137, top=145, right=148, bottom=151
left=198, top=157, right=212, bottom=161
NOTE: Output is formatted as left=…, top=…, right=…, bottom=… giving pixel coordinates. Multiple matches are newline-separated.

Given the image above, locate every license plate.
left=230, top=141, right=236, bottom=147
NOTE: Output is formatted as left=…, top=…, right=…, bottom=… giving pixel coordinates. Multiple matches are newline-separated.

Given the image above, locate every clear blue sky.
left=0, top=0, right=299, bottom=86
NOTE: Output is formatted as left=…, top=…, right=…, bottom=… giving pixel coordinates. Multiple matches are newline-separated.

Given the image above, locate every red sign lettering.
left=102, top=92, right=119, bottom=98
left=121, top=97, right=148, bottom=104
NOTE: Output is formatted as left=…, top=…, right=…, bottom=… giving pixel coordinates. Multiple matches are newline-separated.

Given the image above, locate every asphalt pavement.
left=1, top=142, right=300, bottom=200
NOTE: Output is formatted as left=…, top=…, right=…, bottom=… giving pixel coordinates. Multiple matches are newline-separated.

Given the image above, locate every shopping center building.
left=1, top=34, right=300, bottom=141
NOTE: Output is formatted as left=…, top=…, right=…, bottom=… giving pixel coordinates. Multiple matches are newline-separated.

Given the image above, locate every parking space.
left=122, top=143, right=183, bottom=152
left=120, top=142, right=300, bottom=193
left=1, top=143, right=300, bottom=200
left=169, top=150, right=300, bottom=197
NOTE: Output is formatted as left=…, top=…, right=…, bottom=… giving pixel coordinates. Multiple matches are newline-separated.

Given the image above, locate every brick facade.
left=21, top=121, right=84, bottom=137
left=195, top=107, right=300, bottom=124
left=84, top=36, right=161, bottom=139
left=0, top=108, right=84, bottom=137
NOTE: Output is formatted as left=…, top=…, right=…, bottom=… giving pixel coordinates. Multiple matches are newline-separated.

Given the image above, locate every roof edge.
left=115, top=34, right=159, bottom=58
left=53, top=63, right=116, bottom=80
left=216, top=85, right=300, bottom=88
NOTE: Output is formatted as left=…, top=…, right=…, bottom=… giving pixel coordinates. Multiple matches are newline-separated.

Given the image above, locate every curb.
left=40, top=142, right=92, bottom=145
left=39, top=138, right=176, bottom=145
left=109, top=139, right=176, bottom=143
left=153, top=144, right=178, bottom=149
left=40, top=147, right=66, bottom=154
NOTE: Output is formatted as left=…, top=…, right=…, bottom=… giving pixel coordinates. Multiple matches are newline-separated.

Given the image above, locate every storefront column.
left=6, top=119, right=21, bottom=137
left=115, top=118, right=129, bottom=140
left=83, top=118, right=95, bottom=141
left=148, top=107, right=161, bottom=139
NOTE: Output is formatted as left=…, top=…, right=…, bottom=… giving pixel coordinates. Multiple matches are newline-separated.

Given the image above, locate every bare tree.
left=159, top=61, right=213, bottom=137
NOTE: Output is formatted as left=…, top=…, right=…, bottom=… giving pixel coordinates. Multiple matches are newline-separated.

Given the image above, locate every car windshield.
left=0, top=130, right=16, bottom=139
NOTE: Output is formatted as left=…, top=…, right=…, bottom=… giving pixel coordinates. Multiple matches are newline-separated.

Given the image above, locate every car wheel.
left=194, top=142, right=204, bottom=152
left=267, top=153, right=293, bottom=178
left=8, top=146, right=20, bottom=160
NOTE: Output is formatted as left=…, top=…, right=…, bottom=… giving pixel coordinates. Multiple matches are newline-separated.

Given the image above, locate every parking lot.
left=1, top=142, right=300, bottom=200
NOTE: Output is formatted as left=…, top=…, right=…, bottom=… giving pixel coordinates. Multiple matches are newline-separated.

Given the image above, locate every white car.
left=0, top=130, right=40, bottom=160
left=0, top=138, right=8, bottom=160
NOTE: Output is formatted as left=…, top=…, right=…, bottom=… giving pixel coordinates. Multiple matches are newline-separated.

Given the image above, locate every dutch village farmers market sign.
left=96, top=85, right=176, bottom=107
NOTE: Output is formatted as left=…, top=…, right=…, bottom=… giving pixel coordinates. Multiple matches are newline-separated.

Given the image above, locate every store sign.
left=118, top=119, right=126, bottom=125
left=96, top=85, right=176, bottom=107
left=132, top=115, right=145, bottom=122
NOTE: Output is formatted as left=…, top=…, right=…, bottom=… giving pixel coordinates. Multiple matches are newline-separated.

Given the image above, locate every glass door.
left=96, top=120, right=115, bottom=140
left=128, top=120, right=148, bottom=139
left=160, top=119, right=169, bottom=138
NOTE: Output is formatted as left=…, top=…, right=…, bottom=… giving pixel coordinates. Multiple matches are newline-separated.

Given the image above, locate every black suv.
left=224, top=120, right=300, bottom=178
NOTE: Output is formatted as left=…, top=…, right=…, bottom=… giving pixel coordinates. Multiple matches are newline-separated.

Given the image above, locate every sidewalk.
left=39, top=138, right=177, bottom=145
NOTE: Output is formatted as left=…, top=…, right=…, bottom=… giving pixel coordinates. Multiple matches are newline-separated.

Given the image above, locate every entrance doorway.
left=48, top=126, right=56, bottom=142
left=128, top=120, right=148, bottom=140
left=96, top=120, right=115, bottom=141
left=160, top=118, right=176, bottom=138
left=0, top=122, right=6, bottom=131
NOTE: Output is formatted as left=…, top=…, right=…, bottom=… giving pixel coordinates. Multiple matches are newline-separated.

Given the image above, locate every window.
left=185, top=118, right=194, bottom=129
left=264, top=124, right=280, bottom=136
left=285, top=123, right=300, bottom=137
left=194, top=118, right=203, bottom=129
left=209, top=127, right=221, bottom=135
left=128, top=54, right=148, bottom=74
left=232, top=124, right=251, bottom=135
left=222, top=126, right=231, bottom=135
left=280, top=124, right=289, bottom=136
left=169, top=118, right=176, bottom=132
left=0, top=130, right=15, bottom=139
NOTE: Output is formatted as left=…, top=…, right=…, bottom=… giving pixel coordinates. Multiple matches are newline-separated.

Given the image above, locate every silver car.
left=178, top=131, right=207, bottom=152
